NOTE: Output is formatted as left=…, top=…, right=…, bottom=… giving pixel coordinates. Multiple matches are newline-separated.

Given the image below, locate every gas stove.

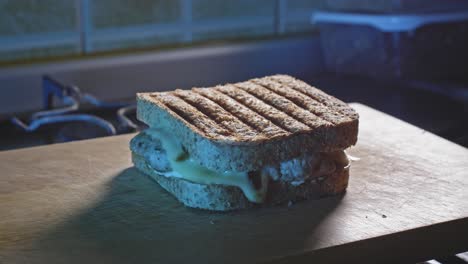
left=0, top=75, right=146, bottom=151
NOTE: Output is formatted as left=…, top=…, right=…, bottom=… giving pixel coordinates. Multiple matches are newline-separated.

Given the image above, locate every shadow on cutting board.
left=28, top=167, right=344, bottom=264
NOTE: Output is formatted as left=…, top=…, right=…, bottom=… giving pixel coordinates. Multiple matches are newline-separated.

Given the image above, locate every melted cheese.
left=145, top=129, right=267, bottom=203
left=143, top=129, right=353, bottom=203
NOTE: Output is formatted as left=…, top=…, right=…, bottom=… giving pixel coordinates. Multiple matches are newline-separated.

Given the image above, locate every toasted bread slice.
left=132, top=152, right=349, bottom=211
left=137, top=74, right=358, bottom=172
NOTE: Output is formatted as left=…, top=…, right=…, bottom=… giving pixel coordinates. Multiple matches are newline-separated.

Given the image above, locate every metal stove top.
left=0, top=75, right=145, bottom=151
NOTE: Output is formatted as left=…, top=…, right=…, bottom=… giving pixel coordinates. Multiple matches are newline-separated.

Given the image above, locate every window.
left=0, top=0, right=325, bottom=63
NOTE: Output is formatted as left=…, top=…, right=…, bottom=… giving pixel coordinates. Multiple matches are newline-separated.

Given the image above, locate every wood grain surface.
left=0, top=103, right=467, bottom=264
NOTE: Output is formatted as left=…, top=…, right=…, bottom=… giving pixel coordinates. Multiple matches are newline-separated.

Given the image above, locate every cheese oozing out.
left=144, top=129, right=352, bottom=204
left=145, top=128, right=268, bottom=203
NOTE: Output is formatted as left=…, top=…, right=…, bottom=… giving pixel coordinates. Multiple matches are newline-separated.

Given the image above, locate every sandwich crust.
left=137, top=74, right=358, bottom=173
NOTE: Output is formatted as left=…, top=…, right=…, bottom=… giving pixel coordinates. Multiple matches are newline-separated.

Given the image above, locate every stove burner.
left=9, top=75, right=142, bottom=143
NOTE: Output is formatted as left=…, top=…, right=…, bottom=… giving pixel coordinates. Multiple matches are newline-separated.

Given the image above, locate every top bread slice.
left=136, top=74, right=358, bottom=173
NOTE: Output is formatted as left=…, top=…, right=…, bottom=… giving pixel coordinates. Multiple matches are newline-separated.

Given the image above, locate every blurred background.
left=0, top=0, right=322, bottom=62
left=0, top=0, right=467, bottom=153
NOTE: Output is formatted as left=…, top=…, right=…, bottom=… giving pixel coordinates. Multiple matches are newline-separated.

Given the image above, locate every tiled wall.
left=191, top=0, right=275, bottom=41
left=0, top=0, right=79, bottom=62
left=285, top=0, right=326, bottom=32
left=92, top=0, right=181, bottom=28
left=0, top=0, right=325, bottom=63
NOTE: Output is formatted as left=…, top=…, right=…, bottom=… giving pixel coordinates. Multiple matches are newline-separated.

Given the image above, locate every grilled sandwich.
left=130, top=75, right=359, bottom=211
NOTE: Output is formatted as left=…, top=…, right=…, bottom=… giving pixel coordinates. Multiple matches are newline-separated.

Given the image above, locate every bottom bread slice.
left=132, top=152, right=349, bottom=211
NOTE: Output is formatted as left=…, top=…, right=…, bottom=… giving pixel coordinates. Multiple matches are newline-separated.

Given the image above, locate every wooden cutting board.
left=0, top=103, right=467, bottom=264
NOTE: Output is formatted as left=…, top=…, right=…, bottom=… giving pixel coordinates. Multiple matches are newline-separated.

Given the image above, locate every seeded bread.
left=137, top=74, right=359, bottom=173
left=132, top=152, right=349, bottom=211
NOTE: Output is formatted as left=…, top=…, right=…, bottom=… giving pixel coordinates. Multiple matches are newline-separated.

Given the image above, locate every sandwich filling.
left=133, top=129, right=350, bottom=203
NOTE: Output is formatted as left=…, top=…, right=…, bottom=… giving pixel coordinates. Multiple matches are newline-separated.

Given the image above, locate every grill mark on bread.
left=173, top=89, right=261, bottom=140
left=235, top=81, right=332, bottom=129
left=140, top=75, right=358, bottom=146
left=151, top=93, right=231, bottom=137
left=252, top=77, right=352, bottom=125
left=270, top=75, right=358, bottom=119
left=192, top=88, right=288, bottom=138
left=215, top=85, right=310, bottom=133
